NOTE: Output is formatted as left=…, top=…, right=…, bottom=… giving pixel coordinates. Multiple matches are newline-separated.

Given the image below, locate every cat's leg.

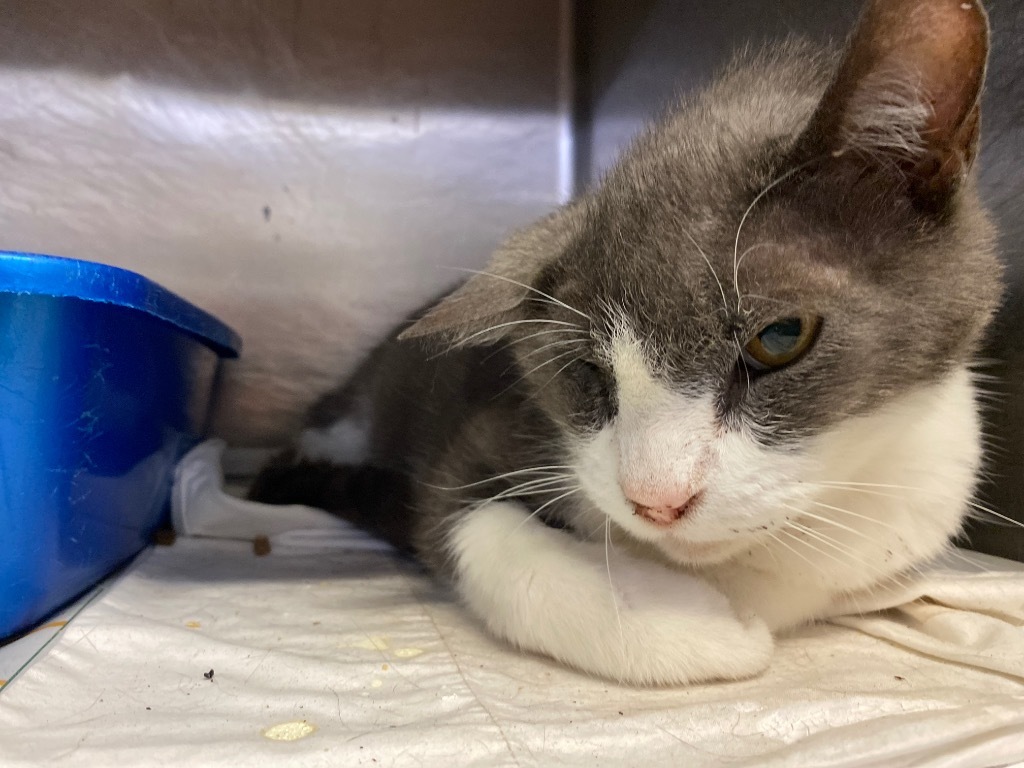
left=248, top=458, right=416, bottom=554
left=448, top=501, right=773, bottom=686
left=704, top=563, right=839, bottom=632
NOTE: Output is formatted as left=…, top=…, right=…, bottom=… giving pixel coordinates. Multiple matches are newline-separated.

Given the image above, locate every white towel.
left=1, top=440, right=1022, bottom=768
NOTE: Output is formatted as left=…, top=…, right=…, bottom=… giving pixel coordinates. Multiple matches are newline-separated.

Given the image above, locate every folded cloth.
left=1, top=440, right=1022, bottom=768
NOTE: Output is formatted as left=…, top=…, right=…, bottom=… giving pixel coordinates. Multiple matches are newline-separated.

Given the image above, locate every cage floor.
left=1, top=443, right=1023, bottom=767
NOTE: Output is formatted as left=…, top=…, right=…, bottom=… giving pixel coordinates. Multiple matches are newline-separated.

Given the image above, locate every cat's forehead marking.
left=607, top=323, right=695, bottom=412
left=609, top=327, right=660, bottom=405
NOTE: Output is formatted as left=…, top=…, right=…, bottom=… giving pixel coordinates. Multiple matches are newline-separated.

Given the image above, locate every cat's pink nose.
left=628, top=490, right=704, bottom=526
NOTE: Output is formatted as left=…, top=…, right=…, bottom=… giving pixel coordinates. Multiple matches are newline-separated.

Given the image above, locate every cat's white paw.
left=451, top=502, right=774, bottom=686
left=566, top=542, right=773, bottom=685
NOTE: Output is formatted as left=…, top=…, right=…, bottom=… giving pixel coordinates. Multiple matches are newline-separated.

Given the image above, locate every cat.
left=249, top=0, right=1002, bottom=686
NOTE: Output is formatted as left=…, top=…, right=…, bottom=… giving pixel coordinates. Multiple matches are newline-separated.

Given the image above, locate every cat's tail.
left=247, top=451, right=415, bottom=555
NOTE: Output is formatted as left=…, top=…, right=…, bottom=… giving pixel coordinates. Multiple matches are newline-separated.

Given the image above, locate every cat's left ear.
left=398, top=204, right=581, bottom=344
left=796, top=0, right=989, bottom=210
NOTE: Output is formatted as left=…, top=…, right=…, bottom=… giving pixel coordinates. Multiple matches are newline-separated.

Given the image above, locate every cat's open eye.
left=742, top=315, right=821, bottom=372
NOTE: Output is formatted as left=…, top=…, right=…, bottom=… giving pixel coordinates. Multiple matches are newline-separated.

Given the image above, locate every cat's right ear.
left=796, top=0, right=989, bottom=211
left=398, top=205, right=581, bottom=345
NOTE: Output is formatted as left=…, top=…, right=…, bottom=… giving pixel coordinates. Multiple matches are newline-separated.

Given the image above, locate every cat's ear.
left=398, top=205, right=580, bottom=344
left=796, top=0, right=988, bottom=209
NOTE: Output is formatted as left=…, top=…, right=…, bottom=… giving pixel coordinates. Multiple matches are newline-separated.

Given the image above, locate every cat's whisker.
left=482, top=480, right=581, bottom=505
left=525, top=296, right=591, bottom=321
left=552, top=355, right=585, bottom=380
left=814, top=480, right=938, bottom=490
left=523, top=354, right=586, bottom=401
left=780, top=526, right=897, bottom=586
left=964, top=506, right=1024, bottom=530
left=434, top=475, right=577, bottom=499
left=757, top=534, right=782, bottom=568
left=506, top=487, right=582, bottom=538
left=938, top=544, right=987, bottom=571
left=801, top=482, right=912, bottom=503
left=809, top=479, right=1024, bottom=530
left=811, top=500, right=907, bottom=535
left=784, top=522, right=857, bottom=560
left=481, top=327, right=588, bottom=363
left=680, top=228, right=730, bottom=317
left=781, top=504, right=880, bottom=542
left=467, top=483, right=574, bottom=506
left=732, top=161, right=812, bottom=312
left=501, top=341, right=584, bottom=377
left=733, top=242, right=775, bottom=282
left=959, top=497, right=1014, bottom=520
left=433, top=485, right=570, bottom=509
left=497, top=348, right=583, bottom=399
left=445, top=267, right=592, bottom=322
left=579, top=512, right=610, bottom=541
left=424, top=465, right=574, bottom=491
left=784, top=522, right=894, bottom=581
left=519, top=338, right=587, bottom=361
left=764, top=529, right=831, bottom=581
left=973, top=389, right=1008, bottom=401
left=481, top=488, right=581, bottom=510
left=523, top=348, right=583, bottom=374
left=604, top=517, right=626, bottom=663
left=447, top=481, right=579, bottom=538
left=733, top=334, right=752, bottom=391
left=453, top=318, right=582, bottom=349
left=500, top=469, right=576, bottom=487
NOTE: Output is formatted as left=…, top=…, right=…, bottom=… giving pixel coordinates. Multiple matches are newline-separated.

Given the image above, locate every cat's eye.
left=574, top=360, right=609, bottom=390
left=569, top=359, right=613, bottom=401
left=568, top=359, right=616, bottom=426
left=742, top=315, right=821, bottom=372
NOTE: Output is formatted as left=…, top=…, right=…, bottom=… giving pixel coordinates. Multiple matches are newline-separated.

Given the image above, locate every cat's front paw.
left=570, top=545, right=774, bottom=686
left=451, top=502, right=774, bottom=687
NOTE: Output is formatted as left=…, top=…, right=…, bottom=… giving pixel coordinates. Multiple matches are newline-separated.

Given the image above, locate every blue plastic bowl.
left=0, top=251, right=241, bottom=639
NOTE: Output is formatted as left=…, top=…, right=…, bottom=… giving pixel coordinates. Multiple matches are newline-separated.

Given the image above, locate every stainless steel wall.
left=0, top=0, right=573, bottom=446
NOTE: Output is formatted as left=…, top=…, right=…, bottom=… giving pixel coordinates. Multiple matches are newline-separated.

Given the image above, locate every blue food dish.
left=0, top=251, right=240, bottom=639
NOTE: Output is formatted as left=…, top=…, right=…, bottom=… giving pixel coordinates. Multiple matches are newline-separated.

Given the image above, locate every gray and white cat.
left=251, top=0, right=1002, bottom=686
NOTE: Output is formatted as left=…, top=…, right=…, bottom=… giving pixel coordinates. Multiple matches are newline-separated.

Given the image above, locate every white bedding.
left=1, top=441, right=1023, bottom=768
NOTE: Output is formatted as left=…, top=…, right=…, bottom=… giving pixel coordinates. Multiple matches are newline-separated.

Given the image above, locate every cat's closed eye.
left=571, top=359, right=612, bottom=397
left=741, top=315, right=821, bottom=373
left=563, top=358, right=617, bottom=427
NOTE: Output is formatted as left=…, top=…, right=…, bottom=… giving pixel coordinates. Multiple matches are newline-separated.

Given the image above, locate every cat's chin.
left=654, top=535, right=747, bottom=566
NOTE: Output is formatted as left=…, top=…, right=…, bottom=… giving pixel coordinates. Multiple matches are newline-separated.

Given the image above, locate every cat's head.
left=403, top=0, right=1002, bottom=566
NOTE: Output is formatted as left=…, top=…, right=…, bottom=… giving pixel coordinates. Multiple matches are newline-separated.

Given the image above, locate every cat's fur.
left=250, top=0, right=1002, bottom=685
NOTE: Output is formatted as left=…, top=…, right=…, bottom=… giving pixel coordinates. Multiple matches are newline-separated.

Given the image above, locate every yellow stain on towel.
left=0, top=679, right=6, bottom=688
left=185, top=621, right=201, bottom=629
left=370, top=679, right=383, bottom=689
left=393, top=648, right=424, bottom=659
left=27, top=620, right=67, bottom=635
left=350, top=635, right=389, bottom=651
left=262, top=720, right=317, bottom=741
